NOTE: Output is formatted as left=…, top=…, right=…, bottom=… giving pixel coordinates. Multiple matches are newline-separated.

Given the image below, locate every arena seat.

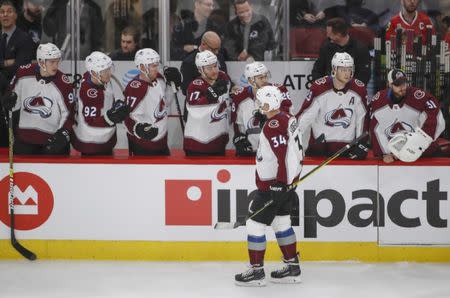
left=290, top=27, right=327, bottom=59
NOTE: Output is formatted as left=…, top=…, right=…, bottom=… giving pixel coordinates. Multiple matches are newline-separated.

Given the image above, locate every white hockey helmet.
left=255, top=85, right=282, bottom=112
left=244, top=62, right=269, bottom=80
left=195, top=50, right=217, bottom=68
left=134, top=48, right=160, bottom=67
left=387, top=127, right=433, bottom=162
left=36, top=43, right=61, bottom=61
left=85, top=51, right=113, bottom=73
left=331, top=52, right=354, bottom=75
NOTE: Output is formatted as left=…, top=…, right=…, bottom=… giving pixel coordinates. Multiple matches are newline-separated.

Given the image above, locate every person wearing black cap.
left=369, top=68, right=445, bottom=163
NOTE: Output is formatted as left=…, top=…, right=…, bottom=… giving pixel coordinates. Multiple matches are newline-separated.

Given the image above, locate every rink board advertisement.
left=0, top=163, right=449, bottom=246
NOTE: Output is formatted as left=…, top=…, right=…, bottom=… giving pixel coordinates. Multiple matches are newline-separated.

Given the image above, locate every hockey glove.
left=233, top=133, right=253, bottom=156
left=269, top=182, right=289, bottom=201
left=346, top=142, right=369, bottom=160
left=104, top=100, right=129, bottom=125
left=44, top=128, right=70, bottom=154
left=206, top=79, right=228, bottom=103
left=135, top=123, right=159, bottom=140
left=1, top=91, right=17, bottom=110
left=163, top=67, right=182, bottom=89
left=254, top=111, right=267, bottom=128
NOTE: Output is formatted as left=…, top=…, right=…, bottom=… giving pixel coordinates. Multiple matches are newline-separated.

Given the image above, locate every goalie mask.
left=387, top=127, right=433, bottom=162
left=255, top=85, right=282, bottom=113
left=85, top=51, right=113, bottom=85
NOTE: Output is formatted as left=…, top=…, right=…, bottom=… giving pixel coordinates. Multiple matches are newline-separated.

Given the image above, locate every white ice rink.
left=1, top=261, right=450, bottom=298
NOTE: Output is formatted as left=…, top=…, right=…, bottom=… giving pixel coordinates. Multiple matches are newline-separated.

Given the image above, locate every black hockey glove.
left=135, top=123, right=159, bottom=140
left=346, top=142, right=369, bottom=160
left=105, top=100, right=129, bottom=125
left=44, top=128, right=70, bottom=154
left=163, top=67, right=182, bottom=89
left=269, top=182, right=289, bottom=201
left=233, top=133, right=253, bottom=156
left=254, top=111, right=267, bottom=128
left=1, top=91, right=17, bottom=110
left=206, top=79, right=228, bottom=103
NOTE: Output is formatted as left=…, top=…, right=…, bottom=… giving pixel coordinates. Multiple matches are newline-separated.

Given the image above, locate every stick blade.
left=11, top=238, right=37, bottom=261
left=214, top=222, right=243, bottom=229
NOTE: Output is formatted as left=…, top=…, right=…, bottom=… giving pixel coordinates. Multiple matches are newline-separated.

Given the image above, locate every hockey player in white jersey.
left=1, top=43, right=75, bottom=155
left=231, top=61, right=292, bottom=156
left=72, top=51, right=129, bottom=155
left=295, top=52, right=369, bottom=159
left=235, top=85, right=303, bottom=286
left=123, top=48, right=171, bottom=156
left=183, top=50, right=231, bottom=156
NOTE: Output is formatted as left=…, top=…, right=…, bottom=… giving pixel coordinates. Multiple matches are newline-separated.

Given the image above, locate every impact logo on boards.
left=165, top=169, right=238, bottom=226
left=0, top=172, right=54, bottom=230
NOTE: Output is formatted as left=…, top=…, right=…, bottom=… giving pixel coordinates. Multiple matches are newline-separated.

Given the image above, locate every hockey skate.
left=235, top=265, right=266, bottom=287
left=270, top=255, right=301, bottom=283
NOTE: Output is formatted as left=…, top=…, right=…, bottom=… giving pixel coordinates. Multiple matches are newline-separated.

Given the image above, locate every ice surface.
left=0, top=261, right=449, bottom=298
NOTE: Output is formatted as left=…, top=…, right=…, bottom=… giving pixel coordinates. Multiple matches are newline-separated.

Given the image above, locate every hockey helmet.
left=195, top=50, right=217, bottom=68
left=331, top=52, right=354, bottom=75
left=255, top=85, right=282, bottom=112
left=85, top=51, right=113, bottom=74
left=244, top=62, right=269, bottom=80
left=36, top=43, right=61, bottom=61
left=134, top=48, right=160, bottom=67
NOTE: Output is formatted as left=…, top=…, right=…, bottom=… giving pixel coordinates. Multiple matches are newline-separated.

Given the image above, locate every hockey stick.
left=169, top=81, right=185, bottom=133
left=6, top=110, right=37, bottom=260
left=214, top=132, right=369, bottom=229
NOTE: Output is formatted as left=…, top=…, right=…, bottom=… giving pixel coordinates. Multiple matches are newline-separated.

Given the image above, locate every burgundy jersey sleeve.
left=231, top=86, right=252, bottom=135
left=186, top=78, right=211, bottom=106
left=263, top=114, right=290, bottom=184
left=275, top=84, right=292, bottom=113
left=408, top=87, right=441, bottom=138
left=123, top=78, right=149, bottom=133
left=54, top=70, right=76, bottom=132
left=78, top=74, right=111, bottom=128
left=9, top=63, right=36, bottom=92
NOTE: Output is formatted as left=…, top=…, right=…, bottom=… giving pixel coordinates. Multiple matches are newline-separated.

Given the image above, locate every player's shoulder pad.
left=231, top=86, right=252, bottom=103
left=263, top=113, right=289, bottom=134
left=410, top=87, right=428, bottom=100
left=218, top=70, right=230, bottom=81
left=309, top=76, right=331, bottom=97
left=15, top=63, right=36, bottom=79
left=349, top=78, right=367, bottom=95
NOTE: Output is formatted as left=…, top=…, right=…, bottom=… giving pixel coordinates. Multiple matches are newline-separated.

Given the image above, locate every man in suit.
left=0, top=0, right=34, bottom=147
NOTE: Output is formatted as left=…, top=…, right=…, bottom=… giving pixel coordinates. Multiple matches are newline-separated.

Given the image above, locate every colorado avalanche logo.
left=23, top=94, right=53, bottom=118
left=154, top=96, right=168, bottom=122
left=324, top=105, right=353, bottom=128
left=384, top=119, right=414, bottom=139
left=210, top=101, right=228, bottom=123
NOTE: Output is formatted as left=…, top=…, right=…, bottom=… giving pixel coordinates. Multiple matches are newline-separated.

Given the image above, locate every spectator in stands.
left=223, top=0, right=276, bottom=62
left=184, top=50, right=231, bottom=156
left=16, top=0, right=43, bottom=55
left=322, top=0, right=379, bottom=31
left=72, top=51, right=129, bottom=155
left=442, top=16, right=450, bottom=48
left=0, top=0, right=34, bottom=147
left=109, top=26, right=140, bottom=61
left=0, top=43, right=75, bottom=155
left=171, top=0, right=222, bottom=60
left=370, top=69, right=445, bottom=163
left=385, top=0, right=435, bottom=45
left=123, top=48, right=171, bottom=156
left=290, top=0, right=325, bottom=28
left=43, top=0, right=104, bottom=59
left=103, top=0, right=142, bottom=54
left=180, top=31, right=228, bottom=96
left=312, top=18, right=371, bottom=85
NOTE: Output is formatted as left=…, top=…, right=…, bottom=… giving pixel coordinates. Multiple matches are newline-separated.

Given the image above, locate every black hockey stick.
left=169, top=81, right=185, bottom=133
left=6, top=109, right=37, bottom=260
left=214, top=132, right=369, bottom=229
